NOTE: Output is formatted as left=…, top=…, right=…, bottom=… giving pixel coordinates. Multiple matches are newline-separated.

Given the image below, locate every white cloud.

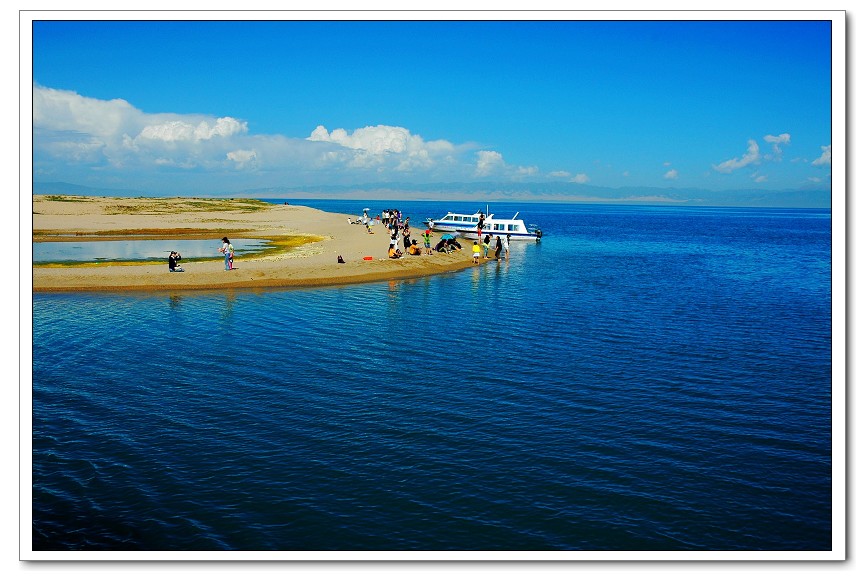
left=571, top=173, right=590, bottom=184
left=306, top=124, right=462, bottom=173
left=763, top=133, right=791, bottom=160
left=475, top=150, right=505, bottom=177
left=713, top=139, right=761, bottom=173
left=227, top=149, right=257, bottom=169
left=33, top=85, right=142, bottom=140
left=549, top=170, right=570, bottom=178
left=32, top=85, right=253, bottom=172
left=753, top=173, right=768, bottom=183
left=140, top=117, right=247, bottom=142
left=812, top=145, right=831, bottom=166
left=517, top=165, right=538, bottom=176
left=664, top=169, right=678, bottom=180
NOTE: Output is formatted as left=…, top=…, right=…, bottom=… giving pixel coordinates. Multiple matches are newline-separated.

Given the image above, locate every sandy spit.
left=32, top=196, right=479, bottom=292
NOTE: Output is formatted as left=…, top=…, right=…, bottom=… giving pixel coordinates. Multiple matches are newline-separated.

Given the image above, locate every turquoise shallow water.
left=31, top=202, right=833, bottom=552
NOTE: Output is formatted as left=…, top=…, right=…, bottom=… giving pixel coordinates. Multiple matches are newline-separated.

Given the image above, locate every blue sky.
left=29, top=17, right=836, bottom=197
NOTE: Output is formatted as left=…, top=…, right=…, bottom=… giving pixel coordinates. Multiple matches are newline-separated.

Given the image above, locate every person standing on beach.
left=503, top=234, right=510, bottom=260
left=494, top=236, right=502, bottom=261
left=482, top=234, right=491, bottom=259
left=403, top=223, right=412, bottom=251
left=422, top=229, right=432, bottom=255
left=219, top=237, right=234, bottom=271
left=472, top=241, right=481, bottom=264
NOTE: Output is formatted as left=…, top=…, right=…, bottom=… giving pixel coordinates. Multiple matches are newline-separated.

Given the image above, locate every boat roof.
left=440, top=211, right=529, bottom=222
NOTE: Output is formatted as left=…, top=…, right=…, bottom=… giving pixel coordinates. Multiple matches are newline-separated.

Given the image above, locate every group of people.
left=167, top=219, right=512, bottom=271
left=363, top=208, right=511, bottom=262
left=168, top=236, right=235, bottom=273
left=472, top=233, right=510, bottom=263
left=379, top=208, right=405, bottom=229
left=383, top=210, right=420, bottom=258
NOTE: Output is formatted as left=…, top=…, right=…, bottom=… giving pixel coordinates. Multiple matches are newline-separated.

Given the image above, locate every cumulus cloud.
left=227, top=149, right=257, bottom=169
left=549, top=170, right=570, bottom=178
left=713, top=139, right=761, bottom=173
left=812, top=145, right=831, bottom=166
left=139, top=117, right=246, bottom=142
left=33, top=86, right=486, bottom=187
left=664, top=169, right=678, bottom=180
left=763, top=133, right=791, bottom=160
left=571, top=173, right=590, bottom=184
left=33, top=85, right=142, bottom=140
left=33, top=85, right=253, bottom=173
left=475, top=150, right=505, bottom=177
left=307, top=124, right=457, bottom=172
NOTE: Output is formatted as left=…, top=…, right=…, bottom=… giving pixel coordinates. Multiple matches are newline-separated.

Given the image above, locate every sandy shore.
left=32, top=196, right=479, bottom=292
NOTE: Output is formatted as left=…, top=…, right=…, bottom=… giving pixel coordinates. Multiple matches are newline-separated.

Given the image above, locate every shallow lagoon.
left=33, top=238, right=269, bottom=263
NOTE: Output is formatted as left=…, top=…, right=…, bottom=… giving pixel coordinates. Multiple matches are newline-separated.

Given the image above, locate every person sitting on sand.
left=388, top=246, right=403, bottom=259
left=435, top=239, right=450, bottom=253
left=168, top=251, right=184, bottom=272
left=408, top=240, right=421, bottom=255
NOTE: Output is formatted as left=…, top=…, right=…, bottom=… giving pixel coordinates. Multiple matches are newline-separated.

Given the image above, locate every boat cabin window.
left=494, top=224, right=505, bottom=231
left=471, top=217, right=478, bottom=223
left=507, top=224, right=519, bottom=231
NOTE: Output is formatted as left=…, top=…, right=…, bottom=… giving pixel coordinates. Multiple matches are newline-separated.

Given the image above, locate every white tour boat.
left=426, top=209, right=542, bottom=241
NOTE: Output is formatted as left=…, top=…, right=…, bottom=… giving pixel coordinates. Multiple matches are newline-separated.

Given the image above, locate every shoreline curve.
left=32, top=196, right=480, bottom=293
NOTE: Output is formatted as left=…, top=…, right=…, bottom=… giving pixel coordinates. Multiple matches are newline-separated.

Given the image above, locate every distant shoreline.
left=32, top=181, right=833, bottom=209
left=31, top=196, right=478, bottom=293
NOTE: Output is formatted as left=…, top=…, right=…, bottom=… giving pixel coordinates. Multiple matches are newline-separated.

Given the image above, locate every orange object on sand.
left=363, top=256, right=373, bottom=261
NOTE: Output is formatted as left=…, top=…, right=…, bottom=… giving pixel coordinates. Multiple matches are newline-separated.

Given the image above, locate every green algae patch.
left=33, top=228, right=249, bottom=242
left=252, top=234, right=325, bottom=259
left=103, top=197, right=272, bottom=215
left=40, top=195, right=92, bottom=203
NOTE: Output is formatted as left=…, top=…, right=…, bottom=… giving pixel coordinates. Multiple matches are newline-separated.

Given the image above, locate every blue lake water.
left=30, top=201, right=833, bottom=552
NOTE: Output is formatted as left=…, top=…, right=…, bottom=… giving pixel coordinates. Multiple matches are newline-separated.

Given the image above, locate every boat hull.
left=427, top=210, right=542, bottom=241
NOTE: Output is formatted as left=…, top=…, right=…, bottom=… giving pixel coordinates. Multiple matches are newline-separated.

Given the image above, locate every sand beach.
left=32, top=196, right=478, bottom=292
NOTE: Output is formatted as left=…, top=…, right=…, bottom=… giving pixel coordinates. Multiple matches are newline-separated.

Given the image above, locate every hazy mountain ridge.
left=33, top=181, right=832, bottom=208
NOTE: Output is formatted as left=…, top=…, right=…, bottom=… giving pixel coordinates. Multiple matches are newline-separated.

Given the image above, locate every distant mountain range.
left=32, top=182, right=151, bottom=198
left=32, top=181, right=832, bottom=208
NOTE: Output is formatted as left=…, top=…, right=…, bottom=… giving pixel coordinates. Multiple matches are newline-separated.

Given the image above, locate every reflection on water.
left=33, top=238, right=268, bottom=263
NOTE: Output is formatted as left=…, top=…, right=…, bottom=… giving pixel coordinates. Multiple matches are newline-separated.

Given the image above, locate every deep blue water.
left=31, top=202, right=833, bottom=552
